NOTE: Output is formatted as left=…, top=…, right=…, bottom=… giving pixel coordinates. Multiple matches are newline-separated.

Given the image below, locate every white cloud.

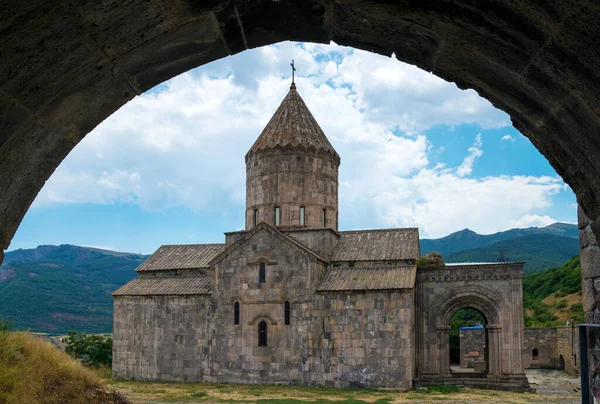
left=502, top=135, right=515, bottom=142
left=32, top=41, right=569, bottom=240
left=508, top=214, right=557, bottom=229
left=457, top=133, right=483, bottom=177
left=342, top=164, right=563, bottom=237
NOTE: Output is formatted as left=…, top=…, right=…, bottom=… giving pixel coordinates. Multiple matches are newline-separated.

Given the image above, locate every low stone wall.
left=523, top=328, right=557, bottom=369
left=521, top=327, right=579, bottom=375
left=556, top=326, right=579, bottom=375
left=459, top=328, right=485, bottom=368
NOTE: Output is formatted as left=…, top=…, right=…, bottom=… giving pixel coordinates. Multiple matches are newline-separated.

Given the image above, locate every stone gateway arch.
left=416, top=263, right=528, bottom=389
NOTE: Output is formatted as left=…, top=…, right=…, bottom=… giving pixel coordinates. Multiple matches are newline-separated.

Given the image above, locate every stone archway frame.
left=2, top=2, right=600, bottom=264
left=430, top=285, right=506, bottom=377
left=248, top=313, right=277, bottom=326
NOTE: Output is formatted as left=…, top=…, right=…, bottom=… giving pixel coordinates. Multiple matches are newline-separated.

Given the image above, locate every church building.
left=112, top=80, right=529, bottom=390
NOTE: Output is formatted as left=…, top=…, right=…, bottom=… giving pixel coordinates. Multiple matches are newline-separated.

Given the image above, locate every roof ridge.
left=129, top=275, right=211, bottom=279
left=339, top=228, right=419, bottom=234
left=445, top=261, right=526, bottom=266
left=331, top=265, right=416, bottom=269
left=158, top=243, right=225, bottom=248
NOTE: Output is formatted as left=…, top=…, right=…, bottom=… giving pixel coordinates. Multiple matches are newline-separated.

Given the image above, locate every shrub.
left=571, top=302, right=583, bottom=312
left=416, top=252, right=445, bottom=270
left=64, top=331, right=112, bottom=368
left=556, top=299, right=568, bottom=309
left=0, top=315, right=13, bottom=332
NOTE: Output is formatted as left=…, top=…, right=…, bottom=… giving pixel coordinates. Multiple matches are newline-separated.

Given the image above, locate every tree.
left=63, top=331, right=112, bottom=368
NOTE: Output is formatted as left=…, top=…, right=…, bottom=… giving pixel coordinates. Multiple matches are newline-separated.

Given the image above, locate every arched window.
left=234, top=302, right=240, bottom=325
left=259, top=262, right=266, bottom=283
left=284, top=301, right=291, bottom=325
left=258, top=321, right=268, bottom=347
left=253, top=208, right=258, bottom=226
left=299, top=206, right=305, bottom=225
left=532, top=348, right=539, bottom=360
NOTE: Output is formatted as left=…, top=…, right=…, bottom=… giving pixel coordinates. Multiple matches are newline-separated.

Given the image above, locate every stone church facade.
left=113, top=82, right=529, bottom=390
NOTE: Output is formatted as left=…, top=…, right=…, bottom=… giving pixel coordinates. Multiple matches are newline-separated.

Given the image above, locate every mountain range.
left=0, top=244, right=146, bottom=334
left=0, top=223, right=579, bottom=333
left=420, top=222, right=579, bottom=274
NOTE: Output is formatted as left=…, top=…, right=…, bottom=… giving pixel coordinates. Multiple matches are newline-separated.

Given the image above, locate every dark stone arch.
left=431, top=285, right=504, bottom=327
left=2, top=1, right=600, bottom=258
left=248, top=313, right=277, bottom=326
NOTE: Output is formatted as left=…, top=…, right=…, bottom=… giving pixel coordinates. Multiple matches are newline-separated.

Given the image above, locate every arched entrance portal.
left=415, top=262, right=529, bottom=390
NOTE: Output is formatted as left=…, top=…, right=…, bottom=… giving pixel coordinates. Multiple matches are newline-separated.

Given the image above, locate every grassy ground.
left=0, top=331, right=126, bottom=404
left=104, top=378, right=579, bottom=404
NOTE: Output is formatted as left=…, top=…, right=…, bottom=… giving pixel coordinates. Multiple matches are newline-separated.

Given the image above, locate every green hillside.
left=444, top=234, right=579, bottom=274
left=420, top=222, right=578, bottom=257
left=0, top=245, right=144, bottom=334
left=522, top=255, right=583, bottom=327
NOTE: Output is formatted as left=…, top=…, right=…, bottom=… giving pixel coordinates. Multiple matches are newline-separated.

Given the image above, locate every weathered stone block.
left=582, top=245, right=600, bottom=279
left=581, top=225, right=600, bottom=249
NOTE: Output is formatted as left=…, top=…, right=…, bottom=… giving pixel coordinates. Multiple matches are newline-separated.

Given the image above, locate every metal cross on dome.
left=291, top=60, right=296, bottom=84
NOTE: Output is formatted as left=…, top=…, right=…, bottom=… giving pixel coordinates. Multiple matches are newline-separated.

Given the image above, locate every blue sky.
left=9, top=42, right=576, bottom=254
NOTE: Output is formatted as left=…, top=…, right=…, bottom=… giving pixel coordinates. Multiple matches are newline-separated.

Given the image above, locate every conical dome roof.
left=246, top=85, right=340, bottom=163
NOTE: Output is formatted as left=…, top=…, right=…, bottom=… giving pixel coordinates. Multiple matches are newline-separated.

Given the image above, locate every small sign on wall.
left=469, top=351, right=480, bottom=357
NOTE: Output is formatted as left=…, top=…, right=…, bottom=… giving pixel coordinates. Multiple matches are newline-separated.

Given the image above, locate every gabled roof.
left=331, top=228, right=420, bottom=262
left=318, top=265, right=416, bottom=292
left=136, top=244, right=225, bottom=272
left=246, top=85, right=339, bottom=163
left=209, top=222, right=328, bottom=266
left=112, top=276, right=211, bottom=296
left=445, top=262, right=525, bottom=267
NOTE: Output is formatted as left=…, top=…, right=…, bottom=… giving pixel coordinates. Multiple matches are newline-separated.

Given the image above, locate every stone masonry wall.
left=245, top=148, right=339, bottom=231
left=522, top=328, right=557, bottom=369
left=209, top=227, right=321, bottom=385
left=112, top=295, right=212, bottom=381
left=556, top=326, right=579, bottom=375
left=282, top=228, right=340, bottom=261
left=459, top=328, right=485, bottom=368
left=315, top=290, right=415, bottom=389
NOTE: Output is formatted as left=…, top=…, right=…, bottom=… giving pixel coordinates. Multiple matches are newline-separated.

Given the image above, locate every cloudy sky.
left=9, top=41, right=576, bottom=253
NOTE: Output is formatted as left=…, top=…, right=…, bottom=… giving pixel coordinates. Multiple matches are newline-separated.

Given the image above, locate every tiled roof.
left=246, top=86, right=339, bottom=162
left=112, top=276, right=211, bottom=296
left=136, top=244, right=225, bottom=272
left=445, top=262, right=525, bottom=266
left=317, top=265, right=416, bottom=292
left=331, top=228, right=420, bottom=262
